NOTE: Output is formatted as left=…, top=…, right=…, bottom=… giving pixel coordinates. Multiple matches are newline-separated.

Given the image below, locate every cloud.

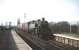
left=0, top=0, right=79, bottom=25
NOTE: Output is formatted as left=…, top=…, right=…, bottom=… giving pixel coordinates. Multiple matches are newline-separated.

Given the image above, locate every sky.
left=0, top=0, right=79, bottom=25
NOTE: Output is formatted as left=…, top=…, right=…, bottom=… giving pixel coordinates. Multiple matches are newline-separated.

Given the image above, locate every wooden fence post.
left=64, top=37, right=65, bottom=44
left=77, top=40, right=78, bottom=48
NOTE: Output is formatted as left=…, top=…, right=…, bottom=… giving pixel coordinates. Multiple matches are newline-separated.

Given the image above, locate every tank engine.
left=18, top=18, right=54, bottom=40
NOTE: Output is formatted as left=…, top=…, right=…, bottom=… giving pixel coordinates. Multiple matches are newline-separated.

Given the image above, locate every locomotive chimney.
left=42, top=18, right=45, bottom=21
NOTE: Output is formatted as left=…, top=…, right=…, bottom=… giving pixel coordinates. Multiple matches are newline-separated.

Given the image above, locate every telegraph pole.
left=9, top=22, right=12, bottom=29
left=70, top=24, right=71, bottom=33
left=24, top=13, right=26, bottom=22
left=17, top=18, right=20, bottom=28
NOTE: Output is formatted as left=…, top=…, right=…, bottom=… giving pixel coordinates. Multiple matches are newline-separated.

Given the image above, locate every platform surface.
left=11, top=30, right=32, bottom=50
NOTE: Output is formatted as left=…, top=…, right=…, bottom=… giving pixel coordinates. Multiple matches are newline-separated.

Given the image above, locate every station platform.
left=11, top=30, right=32, bottom=50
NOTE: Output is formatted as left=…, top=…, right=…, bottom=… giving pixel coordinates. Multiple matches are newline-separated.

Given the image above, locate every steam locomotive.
left=17, top=18, right=54, bottom=40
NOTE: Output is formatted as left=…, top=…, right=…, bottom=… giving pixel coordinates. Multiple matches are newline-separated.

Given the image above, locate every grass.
left=0, top=30, right=5, bottom=41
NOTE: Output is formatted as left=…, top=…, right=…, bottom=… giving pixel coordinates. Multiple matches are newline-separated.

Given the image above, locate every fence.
left=53, top=34, right=79, bottom=48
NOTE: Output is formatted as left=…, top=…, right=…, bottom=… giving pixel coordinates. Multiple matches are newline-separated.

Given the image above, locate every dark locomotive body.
left=18, top=18, right=54, bottom=40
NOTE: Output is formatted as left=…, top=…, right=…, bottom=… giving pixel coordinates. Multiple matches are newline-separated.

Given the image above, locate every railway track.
left=48, top=40, right=79, bottom=50
left=16, top=30, right=79, bottom=50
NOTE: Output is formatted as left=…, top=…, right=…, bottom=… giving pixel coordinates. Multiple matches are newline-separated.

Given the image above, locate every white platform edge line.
left=11, top=30, right=33, bottom=50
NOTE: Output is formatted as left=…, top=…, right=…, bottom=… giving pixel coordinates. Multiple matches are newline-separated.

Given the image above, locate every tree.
left=71, top=25, right=77, bottom=33
left=49, top=21, right=70, bottom=33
